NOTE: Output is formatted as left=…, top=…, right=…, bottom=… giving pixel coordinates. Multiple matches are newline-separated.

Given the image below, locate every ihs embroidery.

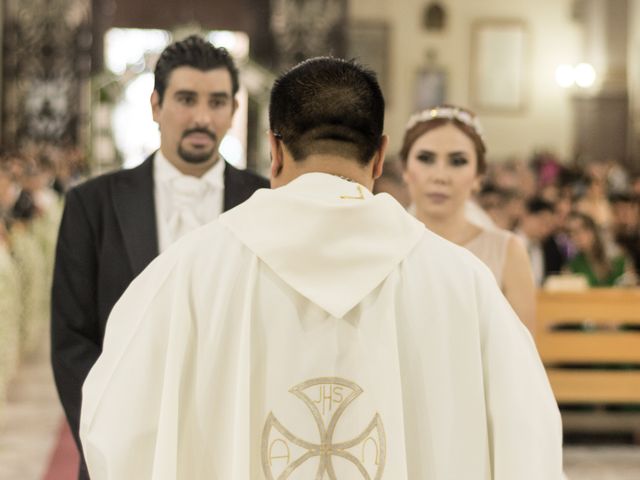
left=262, top=377, right=386, bottom=479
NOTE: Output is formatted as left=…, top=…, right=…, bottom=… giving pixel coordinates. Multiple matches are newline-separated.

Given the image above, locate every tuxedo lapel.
left=223, top=162, right=243, bottom=211
left=111, top=155, right=159, bottom=277
left=223, top=161, right=267, bottom=211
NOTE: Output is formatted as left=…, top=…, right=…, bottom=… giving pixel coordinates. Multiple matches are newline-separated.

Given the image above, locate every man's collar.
left=154, top=150, right=225, bottom=189
left=281, top=172, right=373, bottom=202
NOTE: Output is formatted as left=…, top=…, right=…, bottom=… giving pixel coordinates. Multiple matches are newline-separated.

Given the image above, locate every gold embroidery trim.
left=261, top=377, right=386, bottom=479
left=340, top=185, right=365, bottom=200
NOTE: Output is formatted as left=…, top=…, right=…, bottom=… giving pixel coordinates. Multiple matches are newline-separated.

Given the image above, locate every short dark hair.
left=567, top=211, right=608, bottom=264
left=153, top=35, right=239, bottom=104
left=608, top=192, right=633, bottom=204
left=526, top=196, right=555, bottom=215
left=269, top=57, right=385, bottom=165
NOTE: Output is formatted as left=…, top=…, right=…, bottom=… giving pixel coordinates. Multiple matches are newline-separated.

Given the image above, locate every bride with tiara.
left=400, top=105, right=536, bottom=331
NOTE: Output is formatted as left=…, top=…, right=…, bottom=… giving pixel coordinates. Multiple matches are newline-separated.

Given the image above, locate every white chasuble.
left=80, top=173, right=563, bottom=480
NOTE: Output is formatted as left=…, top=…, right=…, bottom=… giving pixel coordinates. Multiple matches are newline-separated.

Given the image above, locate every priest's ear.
left=269, top=131, right=284, bottom=180
left=372, top=134, right=389, bottom=180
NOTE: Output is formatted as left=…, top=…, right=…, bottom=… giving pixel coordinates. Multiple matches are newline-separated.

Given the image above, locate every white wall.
left=350, top=0, right=582, bottom=162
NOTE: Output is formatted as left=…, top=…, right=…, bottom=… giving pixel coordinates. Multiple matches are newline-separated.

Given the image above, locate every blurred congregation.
left=1, top=0, right=640, bottom=478
left=0, top=145, right=84, bottom=402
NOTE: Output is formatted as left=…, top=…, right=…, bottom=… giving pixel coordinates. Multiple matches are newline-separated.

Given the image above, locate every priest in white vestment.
left=80, top=57, right=563, bottom=479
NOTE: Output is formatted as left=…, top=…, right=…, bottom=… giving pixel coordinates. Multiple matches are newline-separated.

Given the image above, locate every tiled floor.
left=1, top=338, right=639, bottom=480
left=565, top=446, right=640, bottom=479
left=0, top=338, right=62, bottom=480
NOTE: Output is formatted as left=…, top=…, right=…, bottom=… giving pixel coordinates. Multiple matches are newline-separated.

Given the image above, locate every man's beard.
left=177, top=143, right=217, bottom=164
left=178, top=128, right=218, bottom=164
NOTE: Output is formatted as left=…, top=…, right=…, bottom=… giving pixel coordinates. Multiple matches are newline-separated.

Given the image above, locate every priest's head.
left=151, top=35, right=239, bottom=178
left=268, top=57, right=388, bottom=190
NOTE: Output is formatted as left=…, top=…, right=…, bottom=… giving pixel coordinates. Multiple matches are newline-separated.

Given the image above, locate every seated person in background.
left=0, top=219, right=8, bottom=247
left=516, top=197, right=565, bottom=286
left=476, top=183, right=509, bottom=228
left=476, top=183, right=524, bottom=231
left=372, top=156, right=411, bottom=208
left=0, top=166, right=19, bottom=223
left=566, top=211, right=636, bottom=287
left=632, top=175, right=640, bottom=197
left=609, top=192, right=640, bottom=278
left=576, top=174, right=613, bottom=229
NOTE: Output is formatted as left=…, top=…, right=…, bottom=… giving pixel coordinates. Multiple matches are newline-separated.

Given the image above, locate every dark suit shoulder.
left=227, top=162, right=269, bottom=188
left=67, top=156, right=153, bottom=201
left=69, top=168, right=118, bottom=197
left=223, top=162, right=269, bottom=211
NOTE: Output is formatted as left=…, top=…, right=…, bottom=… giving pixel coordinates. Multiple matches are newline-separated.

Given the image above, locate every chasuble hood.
left=219, top=173, right=426, bottom=318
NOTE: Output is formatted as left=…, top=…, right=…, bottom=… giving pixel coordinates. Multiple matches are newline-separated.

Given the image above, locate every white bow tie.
left=170, top=176, right=209, bottom=203
left=167, top=176, right=211, bottom=242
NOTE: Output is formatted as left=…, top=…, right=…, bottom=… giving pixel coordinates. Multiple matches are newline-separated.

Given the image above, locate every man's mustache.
left=182, top=128, right=217, bottom=141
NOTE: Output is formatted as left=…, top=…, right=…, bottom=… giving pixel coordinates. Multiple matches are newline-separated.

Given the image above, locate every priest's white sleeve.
left=79, top=245, right=203, bottom=480
left=476, top=265, right=564, bottom=479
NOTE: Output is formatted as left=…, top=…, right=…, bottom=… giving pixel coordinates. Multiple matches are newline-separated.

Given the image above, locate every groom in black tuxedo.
left=51, top=35, right=268, bottom=479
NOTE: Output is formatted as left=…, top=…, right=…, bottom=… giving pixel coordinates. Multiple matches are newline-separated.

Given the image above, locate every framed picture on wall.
left=470, top=19, right=529, bottom=112
left=347, top=20, right=390, bottom=102
left=414, top=68, right=447, bottom=111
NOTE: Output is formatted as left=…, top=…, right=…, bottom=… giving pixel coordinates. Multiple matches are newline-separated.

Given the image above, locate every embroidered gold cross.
left=340, top=185, right=365, bottom=200
left=261, top=377, right=386, bottom=479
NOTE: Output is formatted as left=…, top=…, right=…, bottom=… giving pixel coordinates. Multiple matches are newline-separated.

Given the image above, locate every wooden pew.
left=535, top=289, right=640, bottom=436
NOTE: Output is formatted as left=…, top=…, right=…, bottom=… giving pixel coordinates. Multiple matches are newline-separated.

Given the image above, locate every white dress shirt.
left=153, top=151, right=225, bottom=252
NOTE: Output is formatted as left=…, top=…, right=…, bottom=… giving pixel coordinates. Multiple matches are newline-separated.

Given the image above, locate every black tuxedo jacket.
left=50, top=154, right=268, bottom=479
left=543, top=235, right=567, bottom=278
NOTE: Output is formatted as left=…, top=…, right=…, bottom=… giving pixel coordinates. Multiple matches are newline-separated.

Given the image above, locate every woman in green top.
left=566, top=211, right=629, bottom=286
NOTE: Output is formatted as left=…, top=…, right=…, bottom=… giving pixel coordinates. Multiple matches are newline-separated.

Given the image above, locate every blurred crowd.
left=0, top=144, right=85, bottom=411
left=475, top=154, right=640, bottom=287
left=0, top=144, right=85, bottom=234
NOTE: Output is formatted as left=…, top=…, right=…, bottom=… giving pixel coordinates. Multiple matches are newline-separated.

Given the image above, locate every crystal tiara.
left=405, top=106, right=485, bottom=145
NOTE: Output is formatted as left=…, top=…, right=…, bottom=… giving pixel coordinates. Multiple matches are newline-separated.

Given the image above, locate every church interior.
left=1, top=0, right=640, bottom=478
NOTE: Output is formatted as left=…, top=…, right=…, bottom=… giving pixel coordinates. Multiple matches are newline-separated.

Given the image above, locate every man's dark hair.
left=609, top=192, right=633, bottom=204
left=154, top=35, right=239, bottom=104
left=478, top=183, right=510, bottom=200
left=526, top=196, right=555, bottom=215
left=269, top=57, right=385, bottom=165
